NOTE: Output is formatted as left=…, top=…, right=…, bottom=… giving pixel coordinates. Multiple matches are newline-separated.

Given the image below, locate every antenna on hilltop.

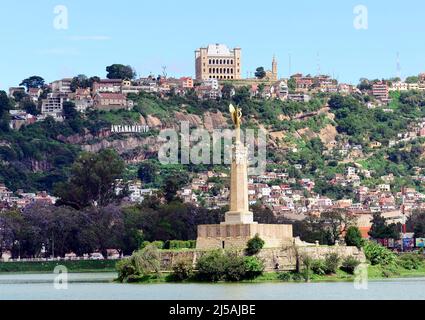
left=162, top=66, right=168, bottom=79
left=396, top=52, right=401, bottom=80
left=288, top=53, right=292, bottom=77
left=316, top=51, right=321, bottom=76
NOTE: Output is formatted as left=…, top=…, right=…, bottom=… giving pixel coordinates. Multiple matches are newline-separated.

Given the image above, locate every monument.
left=196, top=105, right=294, bottom=250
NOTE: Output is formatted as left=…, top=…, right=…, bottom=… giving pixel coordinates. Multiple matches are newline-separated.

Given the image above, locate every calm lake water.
left=0, top=272, right=424, bottom=300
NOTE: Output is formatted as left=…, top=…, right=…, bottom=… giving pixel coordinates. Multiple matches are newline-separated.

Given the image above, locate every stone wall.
left=196, top=223, right=293, bottom=250
left=157, top=245, right=366, bottom=272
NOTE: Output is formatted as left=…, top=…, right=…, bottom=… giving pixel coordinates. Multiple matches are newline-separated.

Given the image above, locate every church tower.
left=272, top=55, right=278, bottom=81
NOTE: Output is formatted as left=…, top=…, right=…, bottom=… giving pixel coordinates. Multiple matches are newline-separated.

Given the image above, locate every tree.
left=138, top=161, right=159, bottom=184
left=287, top=78, right=296, bottom=91
left=357, top=78, right=372, bottom=91
left=368, top=213, right=401, bottom=240
left=255, top=67, right=266, bottom=79
left=54, top=149, right=125, bottom=209
left=246, top=234, right=265, bottom=256
left=106, top=64, right=136, bottom=80
left=221, top=84, right=235, bottom=100
left=20, top=76, right=45, bottom=91
left=83, top=204, right=125, bottom=259
left=163, top=171, right=189, bottom=203
left=252, top=204, right=277, bottom=224
left=345, top=226, right=363, bottom=248
left=405, top=76, right=419, bottom=84
left=21, top=100, right=39, bottom=115
left=0, top=91, right=11, bottom=131
left=63, top=101, right=78, bottom=119
left=321, top=210, right=356, bottom=245
left=406, top=210, right=425, bottom=238
left=70, top=75, right=100, bottom=92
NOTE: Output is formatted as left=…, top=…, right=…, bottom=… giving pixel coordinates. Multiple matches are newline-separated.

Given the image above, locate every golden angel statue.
left=229, top=104, right=242, bottom=128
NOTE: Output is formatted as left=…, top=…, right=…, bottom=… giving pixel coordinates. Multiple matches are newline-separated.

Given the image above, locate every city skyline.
left=1, top=0, right=425, bottom=90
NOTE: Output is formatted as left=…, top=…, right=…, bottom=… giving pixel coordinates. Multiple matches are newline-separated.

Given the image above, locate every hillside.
left=0, top=89, right=425, bottom=195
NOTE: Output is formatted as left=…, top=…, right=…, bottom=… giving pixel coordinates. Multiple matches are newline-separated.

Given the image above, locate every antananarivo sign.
left=111, top=124, right=150, bottom=133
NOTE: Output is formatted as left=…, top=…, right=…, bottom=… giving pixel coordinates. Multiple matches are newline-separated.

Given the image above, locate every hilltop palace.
left=196, top=105, right=294, bottom=249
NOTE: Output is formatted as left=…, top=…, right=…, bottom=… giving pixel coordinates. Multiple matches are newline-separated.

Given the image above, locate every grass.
left=95, top=109, right=141, bottom=124
left=0, top=260, right=117, bottom=274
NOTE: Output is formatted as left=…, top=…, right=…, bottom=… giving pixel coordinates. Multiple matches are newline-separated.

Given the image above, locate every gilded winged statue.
left=229, top=104, right=242, bottom=128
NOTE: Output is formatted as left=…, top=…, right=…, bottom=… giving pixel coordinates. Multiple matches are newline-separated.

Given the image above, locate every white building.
left=41, top=94, right=65, bottom=119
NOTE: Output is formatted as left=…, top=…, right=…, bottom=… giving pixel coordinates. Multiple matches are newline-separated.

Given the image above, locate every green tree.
left=406, top=210, right=425, bottom=238
left=21, top=100, right=39, bottom=115
left=138, top=161, right=159, bottom=184
left=54, top=149, right=125, bottom=209
left=255, top=67, right=266, bottom=79
left=405, top=76, right=419, bottom=84
left=345, top=226, right=363, bottom=248
left=106, top=64, right=136, bottom=80
left=19, top=76, right=45, bottom=90
left=368, top=213, right=401, bottom=240
left=246, top=234, right=265, bottom=256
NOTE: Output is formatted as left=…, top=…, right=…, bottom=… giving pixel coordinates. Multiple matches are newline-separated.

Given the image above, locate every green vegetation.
left=0, top=260, right=116, bottom=273
left=195, top=250, right=265, bottom=282
left=340, top=256, right=361, bottom=274
left=116, top=244, right=160, bottom=282
left=345, top=226, right=363, bottom=248
left=363, top=241, right=398, bottom=266
left=245, top=234, right=265, bottom=256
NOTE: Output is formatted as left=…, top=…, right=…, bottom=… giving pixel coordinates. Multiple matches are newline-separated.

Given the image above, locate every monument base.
left=196, top=223, right=294, bottom=250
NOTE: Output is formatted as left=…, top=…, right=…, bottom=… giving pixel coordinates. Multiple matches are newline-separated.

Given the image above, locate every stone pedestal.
left=196, top=223, right=294, bottom=250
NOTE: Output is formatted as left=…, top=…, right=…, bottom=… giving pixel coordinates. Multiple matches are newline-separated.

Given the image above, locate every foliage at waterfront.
left=0, top=259, right=116, bottom=273
left=116, top=238, right=266, bottom=283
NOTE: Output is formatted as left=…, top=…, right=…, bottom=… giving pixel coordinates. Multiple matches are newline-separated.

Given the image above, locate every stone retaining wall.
left=157, top=245, right=366, bottom=272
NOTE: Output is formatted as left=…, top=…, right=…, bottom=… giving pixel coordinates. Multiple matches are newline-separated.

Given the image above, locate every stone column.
left=222, top=129, right=254, bottom=225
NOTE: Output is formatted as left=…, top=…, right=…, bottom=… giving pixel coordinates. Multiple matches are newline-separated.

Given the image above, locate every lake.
left=0, top=272, right=424, bottom=300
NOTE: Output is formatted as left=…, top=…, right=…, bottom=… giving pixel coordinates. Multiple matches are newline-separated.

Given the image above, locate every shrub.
left=116, top=258, right=135, bottom=282
left=398, top=253, right=424, bottom=270
left=300, top=255, right=313, bottom=281
left=196, top=250, right=264, bottom=282
left=324, top=253, right=340, bottom=274
left=151, top=241, right=165, bottom=250
left=132, top=244, right=161, bottom=275
left=243, top=256, right=265, bottom=280
left=363, top=241, right=397, bottom=266
left=141, top=241, right=164, bottom=250
left=140, top=241, right=151, bottom=249
left=171, top=258, right=194, bottom=281
left=116, top=245, right=161, bottom=282
left=277, top=272, right=292, bottom=281
left=311, top=259, right=327, bottom=275
left=222, top=251, right=246, bottom=282
left=340, top=256, right=361, bottom=274
left=291, top=272, right=305, bottom=282
left=345, top=226, right=363, bottom=248
left=196, top=250, right=227, bottom=282
left=246, top=234, right=265, bottom=256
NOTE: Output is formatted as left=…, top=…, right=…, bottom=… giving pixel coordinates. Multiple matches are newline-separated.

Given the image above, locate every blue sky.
left=0, top=0, right=424, bottom=90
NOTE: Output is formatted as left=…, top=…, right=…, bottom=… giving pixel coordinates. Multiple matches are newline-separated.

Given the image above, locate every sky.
left=1, top=0, right=425, bottom=90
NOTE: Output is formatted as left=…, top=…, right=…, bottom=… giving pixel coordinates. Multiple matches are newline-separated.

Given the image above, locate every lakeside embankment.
left=1, top=260, right=425, bottom=284
left=111, top=264, right=425, bottom=284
